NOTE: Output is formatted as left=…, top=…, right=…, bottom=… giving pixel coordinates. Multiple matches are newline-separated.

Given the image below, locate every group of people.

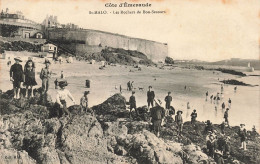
left=127, top=85, right=196, bottom=137
left=10, top=57, right=38, bottom=99
left=9, top=57, right=90, bottom=118
left=205, top=120, right=248, bottom=163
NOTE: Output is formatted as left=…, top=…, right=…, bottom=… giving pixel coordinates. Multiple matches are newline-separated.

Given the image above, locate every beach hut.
left=41, top=43, right=57, bottom=53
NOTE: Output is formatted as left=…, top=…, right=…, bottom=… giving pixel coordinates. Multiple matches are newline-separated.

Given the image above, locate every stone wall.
left=47, top=28, right=168, bottom=62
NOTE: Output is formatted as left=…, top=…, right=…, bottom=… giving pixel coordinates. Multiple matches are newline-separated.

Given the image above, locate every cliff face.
left=47, top=29, right=168, bottom=62
left=0, top=89, right=259, bottom=164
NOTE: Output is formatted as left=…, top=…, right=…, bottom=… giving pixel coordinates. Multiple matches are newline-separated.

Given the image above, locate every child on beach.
left=56, top=80, right=75, bottom=117
left=40, top=59, right=52, bottom=93
left=80, top=91, right=89, bottom=112
left=10, top=57, right=24, bottom=99
left=25, top=57, right=35, bottom=70
left=24, top=60, right=37, bottom=98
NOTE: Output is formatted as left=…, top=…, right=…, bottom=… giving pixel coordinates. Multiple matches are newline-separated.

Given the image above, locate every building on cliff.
left=46, top=28, right=168, bottom=62
left=0, top=8, right=42, bottom=38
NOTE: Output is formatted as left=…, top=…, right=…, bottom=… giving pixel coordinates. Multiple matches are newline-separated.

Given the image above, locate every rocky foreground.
left=0, top=88, right=259, bottom=164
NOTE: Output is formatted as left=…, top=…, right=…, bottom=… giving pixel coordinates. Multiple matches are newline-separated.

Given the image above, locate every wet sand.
left=0, top=54, right=259, bottom=131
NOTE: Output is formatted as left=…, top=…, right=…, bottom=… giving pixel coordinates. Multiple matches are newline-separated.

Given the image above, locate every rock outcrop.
left=0, top=90, right=259, bottom=164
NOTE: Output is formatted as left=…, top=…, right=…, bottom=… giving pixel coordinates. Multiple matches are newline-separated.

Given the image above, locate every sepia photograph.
left=0, top=0, right=259, bottom=163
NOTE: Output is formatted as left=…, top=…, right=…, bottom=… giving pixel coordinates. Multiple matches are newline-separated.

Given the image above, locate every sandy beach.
left=1, top=53, right=259, bottom=131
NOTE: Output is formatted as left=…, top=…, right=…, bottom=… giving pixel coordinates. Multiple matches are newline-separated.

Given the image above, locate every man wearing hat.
left=56, top=80, right=75, bottom=117
left=190, top=109, right=197, bottom=125
left=224, top=108, right=230, bottom=127
left=205, top=120, right=214, bottom=133
left=129, top=91, right=138, bottom=118
left=164, top=92, right=172, bottom=116
left=10, top=57, right=24, bottom=99
left=175, top=110, right=183, bottom=136
left=147, top=86, right=155, bottom=110
left=80, top=91, right=90, bottom=112
left=150, top=103, right=165, bottom=137
left=40, top=59, right=52, bottom=93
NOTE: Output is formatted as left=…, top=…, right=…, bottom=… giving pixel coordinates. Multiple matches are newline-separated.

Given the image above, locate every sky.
left=1, top=0, right=259, bottom=61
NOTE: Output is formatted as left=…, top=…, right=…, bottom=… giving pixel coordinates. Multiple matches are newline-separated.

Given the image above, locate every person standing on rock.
left=56, top=80, right=75, bottom=117
left=147, top=86, right=155, bottom=110
left=80, top=91, right=90, bottom=112
left=207, top=135, right=216, bottom=158
left=224, top=108, right=229, bottom=127
left=164, top=92, right=172, bottom=116
left=239, top=124, right=247, bottom=150
left=120, top=85, right=122, bottom=93
left=190, top=109, right=197, bottom=124
left=205, top=120, right=213, bottom=134
left=129, top=91, right=138, bottom=118
left=24, top=60, right=37, bottom=98
left=40, top=59, right=52, bottom=93
left=175, top=110, right=183, bottom=136
left=150, top=104, right=165, bottom=137
left=10, top=57, right=24, bottom=99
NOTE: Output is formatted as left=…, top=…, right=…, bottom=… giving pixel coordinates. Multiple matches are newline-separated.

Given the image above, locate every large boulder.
left=58, top=114, right=122, bottom=164
left=116, top=130, right=183, bottom=164
left=92, top=94, right=128, bottom=118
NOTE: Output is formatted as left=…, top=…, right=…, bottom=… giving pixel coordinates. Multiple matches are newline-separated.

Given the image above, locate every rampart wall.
left=47, top=29, right=168, bottom=62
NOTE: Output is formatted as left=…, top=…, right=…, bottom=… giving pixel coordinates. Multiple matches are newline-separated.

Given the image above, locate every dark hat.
left=168, top=91, right=171, bottom=94
left=84, top=91, right=90, bottom=96
left=226, top=108, right=229, bottom=110
left=177, top=110, right=183, bottom=114
left=193, top=109, right=196, bottom=112
left=206, top=120, right=211, bottom=124
left=59, top=80, right=68, bottom=87
left=132, top=91, right=135, bottom=94
left=14, top=57, right=22, bottom=62
left=148, top=86, right=152, bottom=88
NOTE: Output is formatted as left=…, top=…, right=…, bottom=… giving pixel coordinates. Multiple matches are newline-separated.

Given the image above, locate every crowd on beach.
left=7, top=57, right=257, bottom=164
